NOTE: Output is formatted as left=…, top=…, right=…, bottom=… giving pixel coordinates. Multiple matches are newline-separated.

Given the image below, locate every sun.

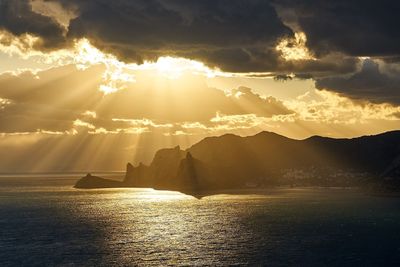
left=73, top=39, right=229, bottom=94
left=74, top=39, right=136, bottom=94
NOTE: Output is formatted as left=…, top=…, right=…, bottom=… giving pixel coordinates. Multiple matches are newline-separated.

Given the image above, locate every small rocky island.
left=75, top=173, right=125, bottom=188
left=75, top=131, right=400, bottom=194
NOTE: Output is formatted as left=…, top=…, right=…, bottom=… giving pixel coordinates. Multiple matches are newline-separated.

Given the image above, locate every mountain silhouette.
left=75, top=131, right=400, bottom=194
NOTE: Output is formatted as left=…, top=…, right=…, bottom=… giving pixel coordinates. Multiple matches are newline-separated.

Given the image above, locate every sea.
left=1, top=174, right=400, bottom=266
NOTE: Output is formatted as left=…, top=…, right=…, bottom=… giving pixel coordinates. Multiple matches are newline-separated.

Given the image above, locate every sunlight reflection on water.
left=1, top=176, right=400, bottom=266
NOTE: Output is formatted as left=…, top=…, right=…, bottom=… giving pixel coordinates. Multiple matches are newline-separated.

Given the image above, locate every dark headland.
left=75, top=130, right=400, bottom=196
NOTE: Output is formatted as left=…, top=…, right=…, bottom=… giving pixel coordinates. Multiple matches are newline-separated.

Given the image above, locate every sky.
left=0, top=0, right=399, bottom=172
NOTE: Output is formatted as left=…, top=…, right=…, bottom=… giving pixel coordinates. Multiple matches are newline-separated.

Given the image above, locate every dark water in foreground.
left=1, top=175, right=400, bottom=266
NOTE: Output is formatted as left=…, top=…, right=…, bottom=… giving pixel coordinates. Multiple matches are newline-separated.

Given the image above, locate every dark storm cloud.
left=279, top=55, right=359, bottom=76
left=273, top=0, right=400, bottom=104
left=62, top=0, right=362, bottom=74
left=64, top=0, right=293, bottom=72
left=274, top=0, right=400, bottom=58
left=1, top=0, right=399, bottom=71
left=0, top=0, right=362, bottom=75
left=0, top=0, right=66, bottom=49
left=316, top=60, right=400, bottom=105
left=64, top=0, right=400, bottom=73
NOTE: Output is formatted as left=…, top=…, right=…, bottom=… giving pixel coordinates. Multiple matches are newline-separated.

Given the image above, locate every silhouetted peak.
left=153, top=146, right=185, bottom=159
left=86, top=173, right=92, bottom=177
left=186, top=152, right=193, bottom=160
left=191, top=133, right=241, bottom=149
left=219, top=133, right=240, bottom=138
left=304, top=135, right=338, bottom=142
left=151, top=147, right=186, bottom=170
left=126, top=163, right=134, bottom=172
left=175, top=151, right=199, bottom=192
left=367, top=130, right=400, bottom=139
left=252, top=131, right=288, bottom=140
left=304, top=131, right=400, bottom=143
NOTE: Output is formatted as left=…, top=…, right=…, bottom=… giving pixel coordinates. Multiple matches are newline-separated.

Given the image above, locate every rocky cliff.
left=75, top=130, right=400, bottom=193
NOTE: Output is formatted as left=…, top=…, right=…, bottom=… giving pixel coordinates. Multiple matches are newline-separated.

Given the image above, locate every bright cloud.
left=286, top=90, right=400, bottom=124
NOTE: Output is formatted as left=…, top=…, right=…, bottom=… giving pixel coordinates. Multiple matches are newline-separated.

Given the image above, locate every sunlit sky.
left=0, top=0, right=399, bottom=172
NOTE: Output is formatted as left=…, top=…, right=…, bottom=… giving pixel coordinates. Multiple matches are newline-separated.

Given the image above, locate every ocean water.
left=1, top=175, right=400, bottom=266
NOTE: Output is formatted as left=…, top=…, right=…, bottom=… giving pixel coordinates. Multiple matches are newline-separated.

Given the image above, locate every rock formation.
left=75, top=130, right=400, bottom=194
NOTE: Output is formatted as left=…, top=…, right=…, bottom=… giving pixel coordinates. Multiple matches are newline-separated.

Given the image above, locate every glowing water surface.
left=1, top=175, right=400, bottom=266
